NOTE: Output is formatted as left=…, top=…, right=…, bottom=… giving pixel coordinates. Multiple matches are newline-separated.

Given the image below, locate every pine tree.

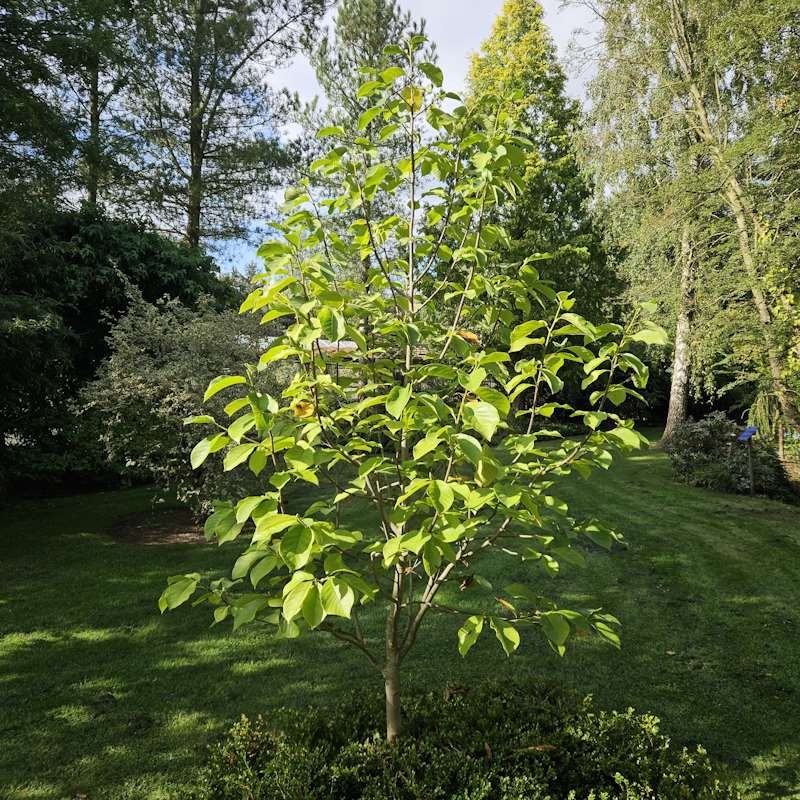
left=311, top=0, right=432, bottom=126
left=121, top=0, right=325, bottom=248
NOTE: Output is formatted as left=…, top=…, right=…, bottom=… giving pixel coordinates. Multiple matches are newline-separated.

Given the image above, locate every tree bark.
left=662, top=224, right=695, bottom=443
left=87, top=62, right=100, bottom=208
left=383, top=649, right=401, bottom=743
left=86, top=13, right=102, bottom=208
left=186, top=0, right=205, bottom=249
left=383, top=566, right=402, bottom=743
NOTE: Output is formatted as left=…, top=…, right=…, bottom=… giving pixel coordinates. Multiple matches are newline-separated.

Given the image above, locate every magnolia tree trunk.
left=383, top=652, right=401, bottom=743
left=383, top=566, right=403, bottom=742
left=662, top=225, right=695, bottom=443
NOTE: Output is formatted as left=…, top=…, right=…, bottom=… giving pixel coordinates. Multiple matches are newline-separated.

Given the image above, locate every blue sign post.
left=737, top=426, right=757, bottom=494
left=737, top=426, right=758, bottom=442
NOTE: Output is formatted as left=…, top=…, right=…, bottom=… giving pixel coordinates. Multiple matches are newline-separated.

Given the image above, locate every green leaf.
left=472, top=151, right=492, bottom=170
left=510, top=320, right=546, bottom=352
left=190, top=433, right=230, bottom=469
left=253, top=513, right=298, bottom=542
left=378, top=123, right=400, bottom=141
left=386, top=385, right=411, bottom=419
left=318, top=306, right=346, bottom=342
left=232, top=550, right=266, bottom=580
left=422, top=541, right=442, bottom=575
left=158, top=575, right=199, bottom=613
left=250, top=555, right=279, bottom=588
left=249, top=449, right=267, bottom=476
left=457, top=615, right=484, bottom=656
left=227, top=412, right=255, bottom=443
left=413, top=435, right=441, bottom=459
left=420, top=62, right=443, bottom=86
left=475, top=387, right=510, bottom=418
left=283, top=579, right=313, bottom=622
left=235, top=495, right=268, bottom=524
left=380, top=66, right=404, bottom=83
left=465, top=400, right=500, bottom=441
left=302, top=583, right=326, bottom=628
left=320, top=578, right=355, bottom=618
left=317, top=126, right=345, bottom=138
left=259, top=343, right=294, bottom=367
left=358, top=106, right=384, bottom=130
left=183, top=415, right=215, bottom=425
left=630, top=323, right=669, bottom=346
left=279, top=525, right=314, bottom=570
left=204, top=375, right=246, bottom=402
left=580, top=411, right=608, bottom=430
left=212, top=606, right=229, bottom=625
left=606, top=387, right=626, bottom=406
left=223, top=443, right=257, bottom=471
left=540, top=611, right=570, bottom=654
left=560, top=312, right=596, bottom=339
left=607, top=427, right=645, bottom=449
left=232, top=598, right=266, bottom=632
left=489, top=617, right=520, bottom=656
left=582, top=522, right=620, bottom=550
left=356, top=79, right=383, bottom=98
left=454, top=433, right=482, bottom=465
left=429, top=479, right=454, bottom=512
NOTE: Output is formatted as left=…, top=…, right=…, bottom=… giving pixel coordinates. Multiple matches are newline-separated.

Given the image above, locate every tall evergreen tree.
left=57, top=0, right=140, bottom=208
left=0, top=0, right=75, bottom=205
left=311, top=0, right=431, bottom=126
left=122, top=0, right=325, bottom=248
left=468, top=0, right=616, bottom=323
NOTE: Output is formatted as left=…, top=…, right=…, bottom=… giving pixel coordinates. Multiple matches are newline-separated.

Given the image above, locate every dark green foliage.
left=0, top=205, right=233, bottom=380
left=664, top=413, right=793, bottom=499
left=194, top=682, right=739, bottom=800
left=0, top=204, right=234, bottom=491
left=0, top=0, right=75, bottom=191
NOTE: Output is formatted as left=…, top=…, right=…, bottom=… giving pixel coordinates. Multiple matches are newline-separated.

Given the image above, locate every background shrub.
left=81, top=294, right=287, bottom=514
left=191, top=682, right=739, bottom=800
left=663, top=412, right=793, bottom=500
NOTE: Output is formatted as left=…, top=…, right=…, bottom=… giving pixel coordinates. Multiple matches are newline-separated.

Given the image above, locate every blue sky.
left=217, top=0, right=599, bottom=273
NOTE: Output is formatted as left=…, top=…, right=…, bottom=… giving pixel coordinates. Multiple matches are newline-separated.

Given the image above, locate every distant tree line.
left=2, top=0, right=796, bottom=496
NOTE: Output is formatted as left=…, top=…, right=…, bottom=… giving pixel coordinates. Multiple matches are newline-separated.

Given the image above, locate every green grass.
left=1, top=437, right=799, bottom=799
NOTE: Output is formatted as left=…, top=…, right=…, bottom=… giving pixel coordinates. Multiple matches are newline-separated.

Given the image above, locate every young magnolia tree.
left=160, top=35, right=666, bottom=742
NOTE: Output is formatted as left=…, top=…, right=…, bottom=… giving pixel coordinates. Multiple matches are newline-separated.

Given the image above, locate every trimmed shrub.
left=664, top=413, right=793, bottom=499
left=190, top=682, right=739, bottom=800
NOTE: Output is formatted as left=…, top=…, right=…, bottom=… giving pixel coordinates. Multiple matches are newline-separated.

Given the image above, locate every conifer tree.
left=468, top=0, right=616, bottom=323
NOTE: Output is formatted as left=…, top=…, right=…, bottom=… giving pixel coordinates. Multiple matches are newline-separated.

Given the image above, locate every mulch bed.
left=106, top=507, right=205, bottom=545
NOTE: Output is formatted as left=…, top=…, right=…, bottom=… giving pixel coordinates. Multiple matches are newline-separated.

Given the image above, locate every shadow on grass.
left=2, top=454, right=800, bottom=799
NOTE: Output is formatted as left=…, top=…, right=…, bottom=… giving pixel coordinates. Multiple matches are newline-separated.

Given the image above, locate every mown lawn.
left=1, top=436, right=799, bottom=799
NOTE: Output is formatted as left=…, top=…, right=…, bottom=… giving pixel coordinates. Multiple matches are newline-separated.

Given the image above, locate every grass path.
left=1, top=439, right=798, bottom=798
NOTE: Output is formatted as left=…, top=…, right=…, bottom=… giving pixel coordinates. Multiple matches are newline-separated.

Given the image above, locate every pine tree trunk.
left=186, top=0, right=205, bottom=249
left=87, top=63, right=100, bottom=208
left=662, top=225, right=694, bottom=443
